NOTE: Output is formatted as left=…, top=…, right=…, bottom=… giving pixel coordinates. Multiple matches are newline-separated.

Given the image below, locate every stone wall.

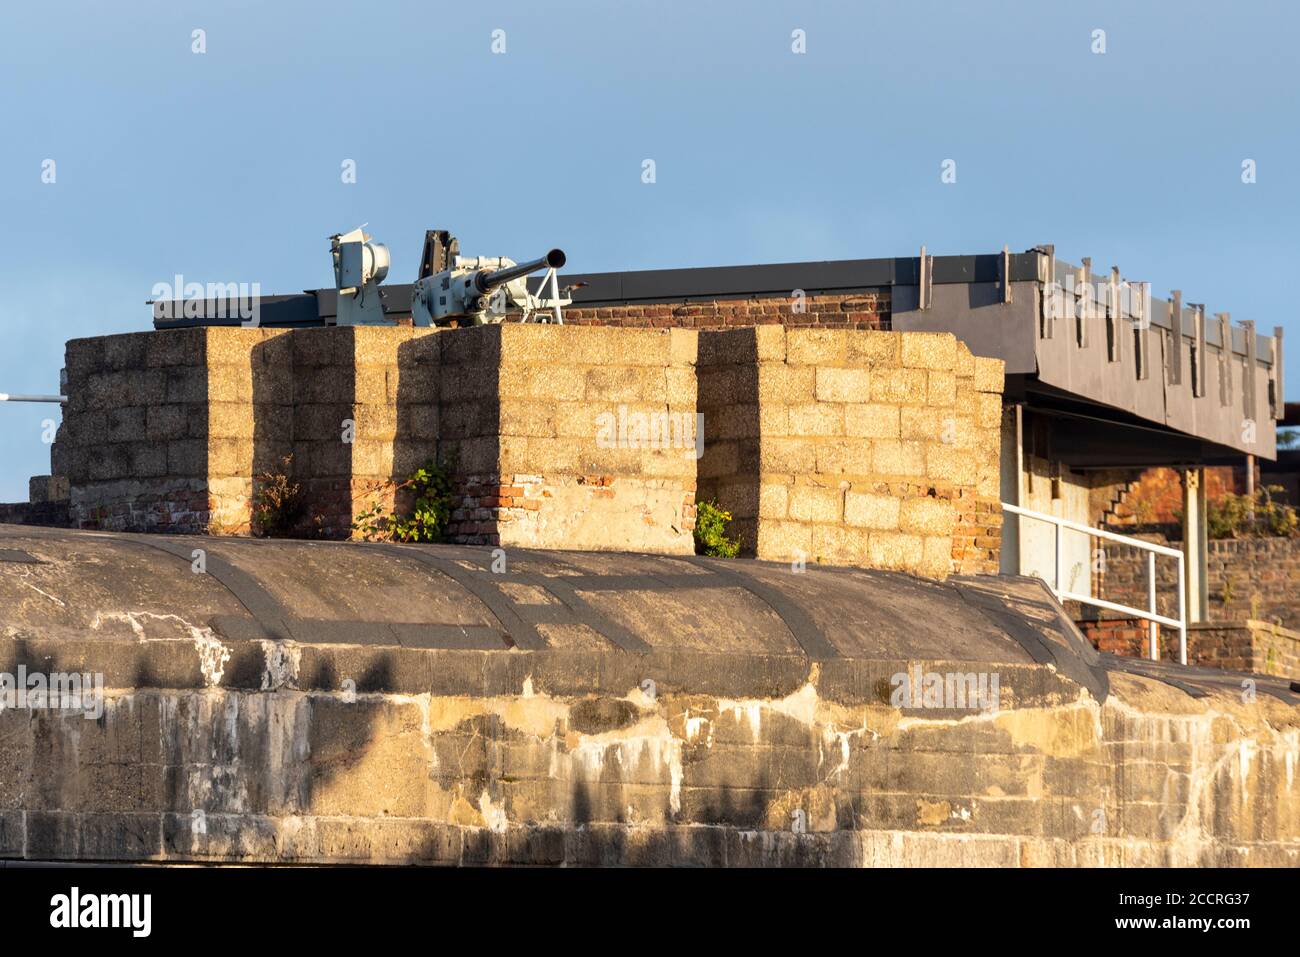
left=1185, top=620, right=1300, bottom=676
left=2, top=642, right=1296, bottom=867
left=59, top=327, right=445, bottom=537
left=698, top=327, right=1002, bottom=576
left=0, top=500, right=69, bottom=528
left=1095, top=536, right=1300, bottom=629
left=0, top=476, right=69, bottom=526
left=441, top=325, right=698, bottom=552
left=276, top=327, right=440, bottom=538
left=51, top=323, right=1004, bottom=574
left=62, top=329, right=219, bottom=532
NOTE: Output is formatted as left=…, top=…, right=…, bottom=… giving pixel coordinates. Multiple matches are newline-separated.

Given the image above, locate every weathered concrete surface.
left=0, top=525, right=1297, bottom=866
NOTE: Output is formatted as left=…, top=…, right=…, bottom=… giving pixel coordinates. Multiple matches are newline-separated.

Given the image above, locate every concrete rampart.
left=0, top=526, right=1295, bottom=867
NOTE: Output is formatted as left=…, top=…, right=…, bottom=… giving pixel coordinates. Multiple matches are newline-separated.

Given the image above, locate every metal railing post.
left=1177, top=553, right=1188, bottom=665
left=1147, top=551, right=1158, bottom=661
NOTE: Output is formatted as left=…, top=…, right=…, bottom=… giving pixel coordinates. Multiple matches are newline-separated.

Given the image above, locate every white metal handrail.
left=1002, top=502, right=1187, bottom=664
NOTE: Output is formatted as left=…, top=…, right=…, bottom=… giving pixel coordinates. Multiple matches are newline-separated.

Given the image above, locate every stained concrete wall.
left=2, top=643, right=1297, bottom=867
left=1, top=525, right=1295, bottom=867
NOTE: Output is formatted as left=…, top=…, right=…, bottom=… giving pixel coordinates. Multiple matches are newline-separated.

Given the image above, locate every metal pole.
left=1245, top=454, right=1256, bottom=525
left=1147, top=551, right=1158, bottom=661
left=0, top=393, right=66, bottom=403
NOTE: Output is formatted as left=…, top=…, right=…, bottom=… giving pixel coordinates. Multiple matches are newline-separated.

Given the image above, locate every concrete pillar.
left=1181, top=466, right=1209, bottom=623
left=998, top=403, right=1023, bottom=575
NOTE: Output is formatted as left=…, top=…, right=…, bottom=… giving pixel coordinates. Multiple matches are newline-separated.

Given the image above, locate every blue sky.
left=1, top=0, right=1296, bottom=501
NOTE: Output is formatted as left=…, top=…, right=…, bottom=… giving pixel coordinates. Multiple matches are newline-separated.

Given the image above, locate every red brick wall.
left=561, top=291, right=889, bottom=330
left=1077, top=617, right=1300, bottom=676
left=1075, top=617, right=1181, bottom=660
left=1102, top=465, right=1248, bottom=527
left=951, top=493, right=1003, bottom=576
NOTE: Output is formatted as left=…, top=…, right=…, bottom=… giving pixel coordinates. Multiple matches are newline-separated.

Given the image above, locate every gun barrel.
left=473, top=249, right=566, bottom=294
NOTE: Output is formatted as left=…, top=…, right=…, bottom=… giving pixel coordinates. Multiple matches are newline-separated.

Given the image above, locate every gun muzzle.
left=473, top=249, right=566, bottom=294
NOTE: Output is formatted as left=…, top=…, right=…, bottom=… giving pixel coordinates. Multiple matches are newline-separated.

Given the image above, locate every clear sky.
left=1, top=0, right=1296, bottom=501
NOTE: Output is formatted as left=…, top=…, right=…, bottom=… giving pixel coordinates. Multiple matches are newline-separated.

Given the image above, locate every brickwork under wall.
left=1074, top=617, right=1184, bottom=663
left=1093, top=465, right=1247, bottom=529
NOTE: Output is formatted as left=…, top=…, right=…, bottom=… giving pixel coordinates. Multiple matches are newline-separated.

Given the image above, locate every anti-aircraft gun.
left=329, top=226, right=570, bottom=326
left=412, top=229, right=568, bottom=326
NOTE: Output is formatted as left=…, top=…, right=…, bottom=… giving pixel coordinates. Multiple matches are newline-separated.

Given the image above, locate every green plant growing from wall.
left=1206, top=485, right=1299, bottom=539
left=252, top=454, right=306, bottom=538
left=1219, top=577, right=1234, bottom=605
left=694, top=501, right=741, bottom=558
left=353, top=459, right=455, bottom=543
left=1130, top=498, right=1157, bottom=526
